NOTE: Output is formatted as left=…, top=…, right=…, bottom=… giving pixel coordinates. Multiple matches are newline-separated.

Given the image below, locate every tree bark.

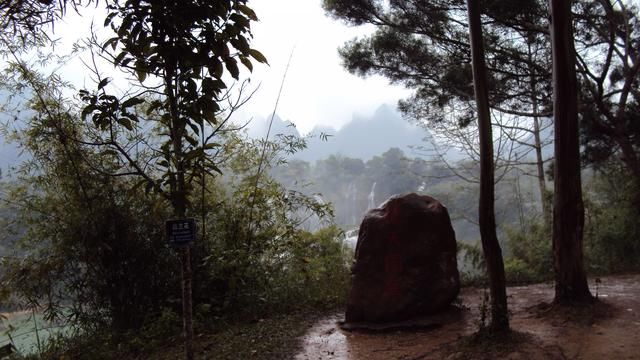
left=466, top=0, right=509, bottom=331
left=549, top=0, right=593, bottom=304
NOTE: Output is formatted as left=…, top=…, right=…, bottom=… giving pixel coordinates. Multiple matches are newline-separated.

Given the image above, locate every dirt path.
left=295, top=274, right=640, bottom=359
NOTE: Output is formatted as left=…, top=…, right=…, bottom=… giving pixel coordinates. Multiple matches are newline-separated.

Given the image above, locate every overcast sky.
left=34, top=1, right=411, bottom=136
left=245, top=0, right=410, bottom=134
left=0, top=2, right=415, bottom=170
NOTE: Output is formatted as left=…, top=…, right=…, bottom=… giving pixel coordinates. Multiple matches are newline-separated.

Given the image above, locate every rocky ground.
left=295, top=274, right=640, bottom=360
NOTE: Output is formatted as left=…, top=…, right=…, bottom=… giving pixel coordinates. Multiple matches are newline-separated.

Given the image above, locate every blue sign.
left=166, top=218, right=196, bottom=247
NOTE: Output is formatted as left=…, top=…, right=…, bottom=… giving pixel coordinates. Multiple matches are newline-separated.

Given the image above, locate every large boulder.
left=345, top=193, right=460, bottom=324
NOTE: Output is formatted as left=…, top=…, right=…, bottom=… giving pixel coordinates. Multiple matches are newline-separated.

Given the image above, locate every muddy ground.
left=295, top=274, right=640, bottom=359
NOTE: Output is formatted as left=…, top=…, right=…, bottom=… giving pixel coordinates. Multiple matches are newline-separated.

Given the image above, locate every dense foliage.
left=502, top=166, right=640, bottom=283
left=0, top=110, right=350, bottom=357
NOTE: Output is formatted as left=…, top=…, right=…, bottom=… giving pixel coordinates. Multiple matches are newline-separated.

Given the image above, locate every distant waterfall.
left=417, top=181, right=426, bottom=193
left=367, top=182, right=377, bottom=210
left=346, top=181, right=358, bottom=225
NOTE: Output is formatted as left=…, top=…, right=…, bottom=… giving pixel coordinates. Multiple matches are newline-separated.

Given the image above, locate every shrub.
left=504, top=220, right=553, bottom=283
left=584, top=168, right=640, bottom=273
left=504, top=258, right=541, bottom=284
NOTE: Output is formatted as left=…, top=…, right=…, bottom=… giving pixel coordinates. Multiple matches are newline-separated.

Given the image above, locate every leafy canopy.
left=78, top=0, right=268, bottom=206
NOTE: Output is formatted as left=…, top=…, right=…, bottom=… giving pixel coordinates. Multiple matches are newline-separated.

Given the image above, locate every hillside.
left=247, top=104, right=435, bottom=162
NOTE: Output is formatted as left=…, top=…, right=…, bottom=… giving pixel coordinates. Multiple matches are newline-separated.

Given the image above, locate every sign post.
left=166, top=218, right=196, bottom=360
left=167, top=218, right=196, bottom=247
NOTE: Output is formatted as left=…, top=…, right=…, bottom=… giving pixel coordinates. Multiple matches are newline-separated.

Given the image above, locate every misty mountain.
left=299, top=104, right=433, bottom=162
left=246, top=113, right=301, bottom=139
left=248, top=104, right=435, bottom=162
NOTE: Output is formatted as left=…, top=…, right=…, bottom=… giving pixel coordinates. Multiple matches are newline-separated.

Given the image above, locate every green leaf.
left=239, top=56, right=253, bottom=72
left=136, top=69, right=147, bottom=83
left=123, top=112, right=138, bottom=122
left=224, top=58, right=239, bottom=79
left=98, top=78, right=111, bottom=90
left=229, top=13, right=249, bottom=29
left=122, top=97, right=145, bottom=109
left=102, top=37, right=119, bottom=51
left=104, top=12, right=117, bottom=27
left=202, top=77, right=227, bottom=96
left=249, top=49, right=268, bottom=65
left=121, top=58, right=133, bottom=67
left=235, top=35, right=251, bottom=54
left=203, top=142, right=221, bottom=150
left=114, top=52, right=127, bottom=66
left=201, top=97, right=220, bottom=116
left=185, top=148, right=204, bottom=161
left=186, top=78, right=198, bottom=95
left=187, top=121, right=200, bottom=136
left=185, top=134, right=199, bottom=147
left=204, top=111, right=217, bottom=124
left=237, top=4, right=258, bottom=21
left=212, top=79, right=227, bottom=90
left=118, top=117, right=134, bottom=131
left=213, top=61, right=223, bottom=79
left=320, top=132, right=333, bottom=141
left=146, top=100, right=164, bottom=115
left=120, top=14, right=134, bottom=35
left=208, top=164, right=223, bottom=175
left=81, top=105, right=96, bottom=120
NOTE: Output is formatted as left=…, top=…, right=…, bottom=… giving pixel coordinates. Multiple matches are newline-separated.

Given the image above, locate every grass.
left=142, top=310, right=327, bottom=360
left=9, top=308, right=330, bottom=360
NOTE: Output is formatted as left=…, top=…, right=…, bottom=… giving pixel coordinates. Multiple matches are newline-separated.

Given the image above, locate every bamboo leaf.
left=98, top=78, right=111, bottom=90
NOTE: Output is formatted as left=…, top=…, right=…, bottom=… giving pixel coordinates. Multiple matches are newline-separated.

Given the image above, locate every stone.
left=345, top=193, right=460, bottom=324
left=506, top=352, right=524, bottom=360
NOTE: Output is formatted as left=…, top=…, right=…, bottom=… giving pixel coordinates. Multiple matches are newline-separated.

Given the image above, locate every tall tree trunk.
left=549, top=0, right=593, bottom=304
left=466, top=0, right=509, bottom=331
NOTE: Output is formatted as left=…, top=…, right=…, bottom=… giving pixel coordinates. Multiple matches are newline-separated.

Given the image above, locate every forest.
left=0, top=0, right=639, bottom=359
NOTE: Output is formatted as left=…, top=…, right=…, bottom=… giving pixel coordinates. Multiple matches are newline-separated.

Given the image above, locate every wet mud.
left=296, top=274, right=640, bottom=360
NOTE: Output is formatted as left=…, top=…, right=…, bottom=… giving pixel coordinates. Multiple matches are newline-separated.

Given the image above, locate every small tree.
left=75, top=1, right=267, bottom=358
left=466, top=0, right=509, bottom=331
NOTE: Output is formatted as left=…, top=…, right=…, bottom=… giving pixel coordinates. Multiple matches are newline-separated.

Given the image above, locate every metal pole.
left=181, top=245, right=194, bottom=360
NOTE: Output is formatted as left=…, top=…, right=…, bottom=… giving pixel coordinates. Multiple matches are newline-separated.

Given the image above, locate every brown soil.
left=295, top=274, right=640, bottom=360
